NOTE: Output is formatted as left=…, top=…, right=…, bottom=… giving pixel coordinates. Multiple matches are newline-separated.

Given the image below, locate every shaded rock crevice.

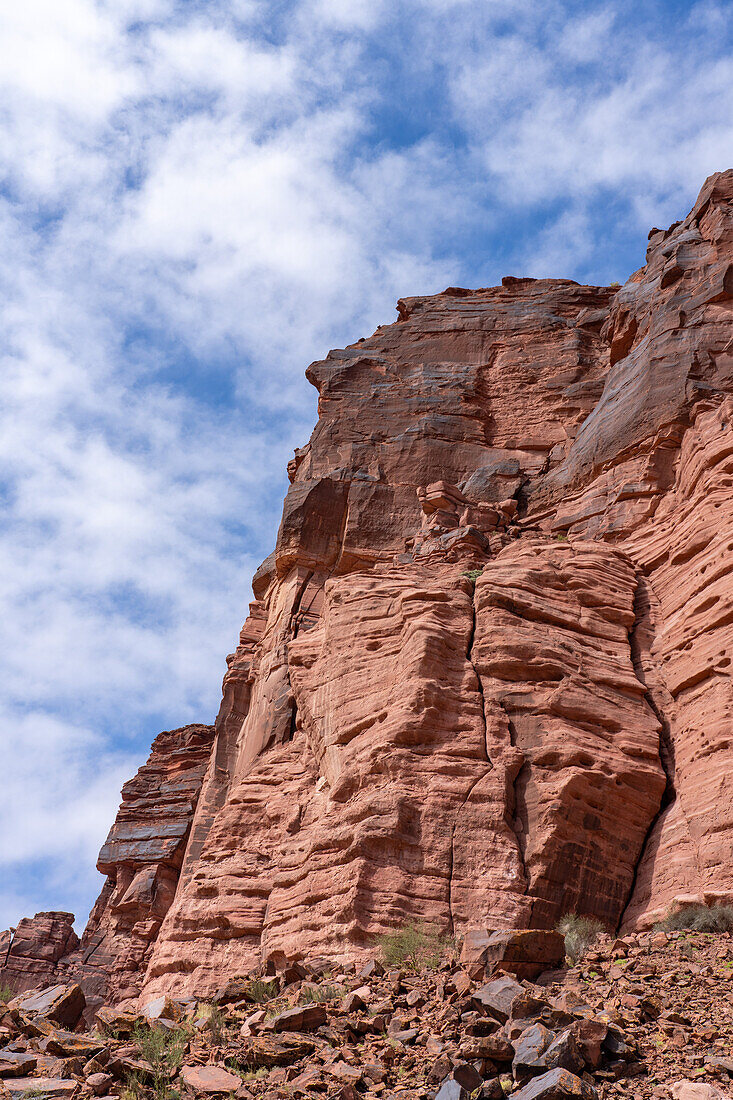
left=447, top=580, right=494, bottom=935
left=617, top=570, right=678, bottom=934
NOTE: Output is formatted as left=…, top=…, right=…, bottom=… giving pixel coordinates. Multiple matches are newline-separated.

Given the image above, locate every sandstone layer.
left=5, top=170, right=733, bottom=1008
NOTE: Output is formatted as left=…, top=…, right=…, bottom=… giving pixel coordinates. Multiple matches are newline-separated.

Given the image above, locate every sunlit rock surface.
left=5, top=170, right=733, bottom=1005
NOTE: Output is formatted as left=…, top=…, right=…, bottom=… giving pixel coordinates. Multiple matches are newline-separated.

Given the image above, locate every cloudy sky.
left=2, top=0, right=733, bottom=931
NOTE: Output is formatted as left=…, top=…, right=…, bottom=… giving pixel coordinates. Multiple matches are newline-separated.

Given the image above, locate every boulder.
left=569, top=1020, right=606, bottom=1069
left=4, top=1077, right=79, bottom=1098
left=240, top=1036, right=316, bottom=1067
left=213, top=976, right=258, bottom=1005
left=95, top=1006, right=144, bottom=1037
left=452, top=1063, right=484, bottom=1092
left=86, top=1072, right=114, bottom=1096
left=106, top=1053, right=156, bottom=1083
left=464, top=930, right=566, bottom=980
left=140, top=995, right=184, bottom=1022
left=512, top=1023, right=554, bottom=1083
left=435, top=1080, right=464, bottom=1100
left=672, top=1084, right=733, bottom=1100
left=180, top=1065, right=241, bottom=1094
left=460, top=1034, right=514, bottom=1062
left=542, top=1030, right=585, bottom=1076
left=10, top=985, right=85, bottom=1029
left=511, top=1067, right=598, bottom=1099
left=269, top=1004, right=326, bottom=1032
left=472, top=976, right=525, bottom=1023
left=0, top=1054, right=36, bottom=1078
left=41, top=1030, right=106, bottom=1058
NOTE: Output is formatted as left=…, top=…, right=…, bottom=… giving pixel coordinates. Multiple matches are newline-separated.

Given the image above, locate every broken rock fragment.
left=511, top=1067, right=598, bottom=1099
left=463, top=930, right=566, bottom=980
left=472, top=976, right=525, bottom=1023
left=10, top=985, right=85, bottom=1029
left=269, top=1004, right=327, bottom=1032
left=180, top=1065, right=242, bottom=1094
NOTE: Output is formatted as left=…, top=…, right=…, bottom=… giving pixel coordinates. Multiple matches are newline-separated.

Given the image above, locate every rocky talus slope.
left=2, top=925, right=733, bottom=1100
left=4, top=170, right=733, bottom=1013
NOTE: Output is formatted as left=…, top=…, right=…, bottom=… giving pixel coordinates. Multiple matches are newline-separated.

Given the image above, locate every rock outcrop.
left=5, top=169, right=733, bottom=1008
left=1, top=726, right=214, bottom=1010
left=0, top=914, right=79, bottom=995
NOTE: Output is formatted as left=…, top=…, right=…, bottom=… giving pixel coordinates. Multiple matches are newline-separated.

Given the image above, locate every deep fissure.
left=616, top=570, right=678, bottom=934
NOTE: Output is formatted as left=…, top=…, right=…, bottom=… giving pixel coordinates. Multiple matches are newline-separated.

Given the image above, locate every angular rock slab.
left=4, top=1078, right=79, bottom=1098
left=464, top=929, right=566, bottom=980
left=180, top=1065, right=241, bottom=1094
left=672, top=1084, right=733, bottom=1100
left=11, top=984, right=85, bottom=1029
left=472, top=976, right=525, bottom=1023
left=511, top=1067, right=598, bottom=1099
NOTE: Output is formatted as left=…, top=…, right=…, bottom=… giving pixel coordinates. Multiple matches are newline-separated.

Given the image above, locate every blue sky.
left=2, top=0, right=733, bottom=931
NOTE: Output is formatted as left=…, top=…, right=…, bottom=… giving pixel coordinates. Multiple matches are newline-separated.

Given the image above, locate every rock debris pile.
left=2, top=926, right=733, bottom=1100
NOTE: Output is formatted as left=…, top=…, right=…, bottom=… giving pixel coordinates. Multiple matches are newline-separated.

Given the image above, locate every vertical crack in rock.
left=464, top=579, right=489, bottom=765
left=497, top=698, right=532, bottom=915
left=2, top=927, right=14, bottom=968
left=617, top=570, right=678, bottom=933
left=286, top=699, right=298, bottom=742
left=628, top=573, right=676, bottom=796
left=447, top=579, right=493, bottom=934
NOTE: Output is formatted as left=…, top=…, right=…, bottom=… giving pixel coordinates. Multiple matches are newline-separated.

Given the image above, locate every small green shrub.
left=120, top=1076, right=145, bottom=1100
left=243, top=978, right=278, bottom=1003
left=195, top=1002, right=226, bottom=1043
left=609, top=280, right=621, bottom=289
left=655, top=904, right=733, bottom=933
left=555, top=533, right=568, bottom=542
left=461, top=569, right=483, bottom=583
left=557, top=913, right=606, bottom=963
left=299, top=983, right=343, bottom=1004
left=130, top=1024, right=189, bottom=1100
left=0, top=983, right=14, bottom=1003
left=377, top=922, right=454, bottom=972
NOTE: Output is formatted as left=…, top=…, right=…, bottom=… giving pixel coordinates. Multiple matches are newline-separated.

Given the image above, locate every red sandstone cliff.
left=5, top=170, right=733, bottom=1009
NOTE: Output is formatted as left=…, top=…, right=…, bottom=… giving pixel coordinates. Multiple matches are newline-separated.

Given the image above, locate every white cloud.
left=522, top=208, right=594, bottom=280
left=0, top=712, right=136, bottom=867
left=449, top=2, right=733, bottom=227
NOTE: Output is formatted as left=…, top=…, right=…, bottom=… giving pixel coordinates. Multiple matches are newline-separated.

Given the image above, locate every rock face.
left=0, top=915, right=79, bottom=995
left=72, top=723, right=216, bottom=1005
left=6, top=169, right=733, bottom=1005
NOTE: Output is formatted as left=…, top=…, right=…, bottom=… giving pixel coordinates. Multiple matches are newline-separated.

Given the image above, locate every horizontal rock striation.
left=7, top=169, right=733, bottom=1006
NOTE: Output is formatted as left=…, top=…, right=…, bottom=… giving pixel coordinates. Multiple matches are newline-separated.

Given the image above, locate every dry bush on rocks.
left=377, top=922, right=454, bottom=971
left=129, top=1023, right=189, bottom=1100
left=656, top=904, right=733, bottom=933
left=243, top=979, right=278, bottom=1004
left=298, top=983, right=342, bottom=1004
left=557, top=914, right=606, bottom=963
left=194, top=1002, right=225, bottom=1042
